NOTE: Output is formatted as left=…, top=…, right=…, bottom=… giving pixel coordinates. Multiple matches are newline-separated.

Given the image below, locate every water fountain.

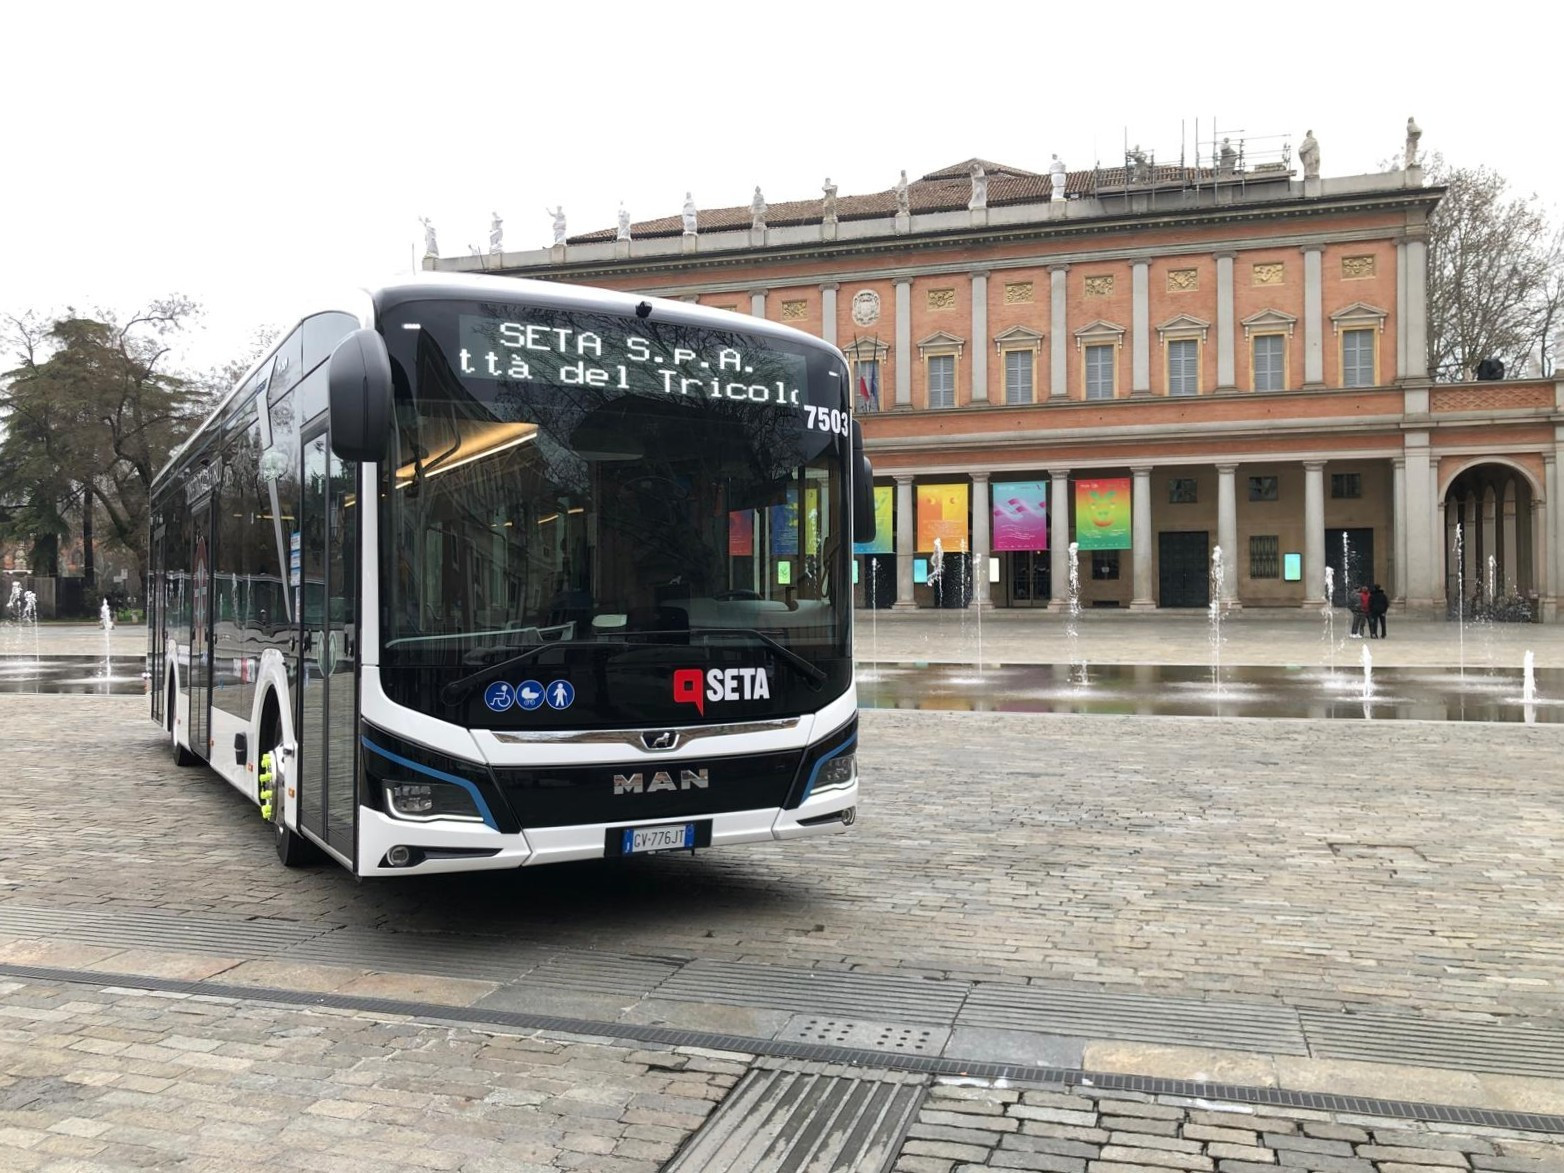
left=1321, top=565, right=1337, bottom=673
left=1360, top=643, right=1374, bottom=700
left=99, top=598, right=115, bottom=695
left=1453, top=523, right=1465, bottom=683
left=1523, top=650, right=1538, bottom=704
left=1065, top=542, right=1086, bottom=686
left=1208, top=545, right=1225, bottom=695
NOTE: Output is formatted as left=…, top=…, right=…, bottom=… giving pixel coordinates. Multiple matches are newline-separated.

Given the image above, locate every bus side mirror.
left=851, top=419, right=876, bottom=543
left=328, top=329, right=393, bottom=464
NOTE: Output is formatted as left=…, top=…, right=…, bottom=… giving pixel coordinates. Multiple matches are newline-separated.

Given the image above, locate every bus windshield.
left=376, top=297, right=853, bottom=730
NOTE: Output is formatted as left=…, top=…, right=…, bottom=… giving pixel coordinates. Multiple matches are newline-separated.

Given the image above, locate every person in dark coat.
left=1350, top=583, right=1369, bottom=637
left=1369, top=584, right=1390, bottom=639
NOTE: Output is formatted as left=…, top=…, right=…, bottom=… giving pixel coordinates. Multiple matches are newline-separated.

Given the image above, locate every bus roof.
left=154, top=274, right=844, bottom=492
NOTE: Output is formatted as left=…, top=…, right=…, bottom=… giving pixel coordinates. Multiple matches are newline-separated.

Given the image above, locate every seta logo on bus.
left=672, top=667, right=772, bottom=716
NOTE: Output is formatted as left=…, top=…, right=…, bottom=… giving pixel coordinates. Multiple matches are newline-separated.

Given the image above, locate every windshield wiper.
left=694, top=628, right=827, bottom=686
left=440, top=643, right=572, bottom=706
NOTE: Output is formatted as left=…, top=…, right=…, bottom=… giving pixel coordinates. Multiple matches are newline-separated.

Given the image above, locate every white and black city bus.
left=148, top=274, right=875, bottom=876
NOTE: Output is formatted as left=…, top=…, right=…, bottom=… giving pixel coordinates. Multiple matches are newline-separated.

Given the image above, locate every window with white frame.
left=1252, top=334, right=1285, bottom=391
left=927, top=354, right=956, bottom=408
left=1167, top=339, right=1199, bottom=396
left=1003, top=350, right=1033, bottom=404
left=1085, top=345, right=1115, bottom=399
left=1342, top=329, right=1375, bottom=388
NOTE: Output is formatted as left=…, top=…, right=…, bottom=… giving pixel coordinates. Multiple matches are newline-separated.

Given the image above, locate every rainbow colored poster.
left=991, top=482, right=1048, bottom=551
left=1074, top=478, right=1132, bottom=550
left=916, top=483, right=969, bottom=552
left=853, top=486, right=894, bottom=554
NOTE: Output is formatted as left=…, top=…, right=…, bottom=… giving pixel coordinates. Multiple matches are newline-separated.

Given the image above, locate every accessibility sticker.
left=545, top=680, right=575, bottom=710
left=483, top=681, right=515, bottom=713
left=516, top=680, right=545, bottom=711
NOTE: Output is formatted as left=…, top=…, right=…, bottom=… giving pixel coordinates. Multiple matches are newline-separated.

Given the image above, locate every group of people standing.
left=1349, top=583, right=1390, bottom=639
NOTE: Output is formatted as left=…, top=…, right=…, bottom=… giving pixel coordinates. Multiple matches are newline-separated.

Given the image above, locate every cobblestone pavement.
left=1, top=974, right=1562, bottom=1172
left=4, top=620, right=1564, bottom=1168
left=0, top=974, right=742, bottom=1172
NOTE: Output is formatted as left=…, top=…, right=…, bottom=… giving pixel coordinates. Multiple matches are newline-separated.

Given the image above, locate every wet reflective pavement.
left=0, top=655, right=147, bottom=696
left=857, top=660, right=1564, bottom=722
left=5, top=652, right=1563, bottom=721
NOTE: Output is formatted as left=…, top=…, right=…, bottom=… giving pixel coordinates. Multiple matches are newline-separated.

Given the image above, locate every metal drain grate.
left=779, top=1015, right=951, bottom=1055
left=664, top=1060, right=924, bottom=1173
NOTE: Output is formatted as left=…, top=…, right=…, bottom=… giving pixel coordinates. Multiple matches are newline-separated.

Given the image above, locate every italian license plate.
left=621, top=822, right=696, bottom=855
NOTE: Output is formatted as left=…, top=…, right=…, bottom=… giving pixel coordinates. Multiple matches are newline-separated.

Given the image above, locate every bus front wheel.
left=169, top=685, right=198, bottom=767
left=262, top=728, right=321, bottom=869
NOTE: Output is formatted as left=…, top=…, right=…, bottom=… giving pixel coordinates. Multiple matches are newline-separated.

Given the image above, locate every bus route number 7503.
left=804, top=405, right=848, bottom=438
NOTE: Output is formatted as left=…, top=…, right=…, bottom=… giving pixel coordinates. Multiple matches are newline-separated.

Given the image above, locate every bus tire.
left=261, top=709, right=321, bottom=868
left=169, top=684, right=199, bottom=767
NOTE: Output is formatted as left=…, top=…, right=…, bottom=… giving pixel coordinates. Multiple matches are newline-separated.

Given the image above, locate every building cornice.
left=462, top=187, right=1442, bottom=291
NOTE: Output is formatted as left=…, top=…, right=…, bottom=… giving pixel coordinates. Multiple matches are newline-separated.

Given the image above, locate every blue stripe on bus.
left=800, top=734, right=856, bottom=803
left=360, top=737, right=499, bottom=830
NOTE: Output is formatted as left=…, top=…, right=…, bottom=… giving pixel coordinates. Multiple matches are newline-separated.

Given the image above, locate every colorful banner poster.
left=853, top=486, right=894, bottom=554
left=727, top=509, right=754, bottom=556
left=916, top=483, right=970, bottom=552
left=1074, top=477, right=1132, bottom=550
left=991, top=481, right=1048, bottom=552
left=769, top=490, right=799, bottom=555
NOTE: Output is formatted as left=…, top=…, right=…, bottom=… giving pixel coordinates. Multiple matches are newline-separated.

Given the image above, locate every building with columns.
left=435, top=143, right=1564, bottom=620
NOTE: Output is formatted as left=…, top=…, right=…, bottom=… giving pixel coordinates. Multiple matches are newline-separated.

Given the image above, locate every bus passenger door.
left=188, top=498, right=214, bottom=760
left=297, top=431, right=358, bottom=864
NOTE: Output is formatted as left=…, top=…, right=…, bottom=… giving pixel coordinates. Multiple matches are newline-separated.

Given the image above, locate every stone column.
left=749, top=288, right=767, bottom=319
left=1216, top=463, right=1240, bottom=607
left=1130, top=465, right=1155, bottom=609
left=1392, top=456, right=1408, bottom=604
left=1048, top=468, right=1071, bottom=609
left=1049, top=266, right=1069, bottom=398
left=1214, top=253, right=1236, bottom=390
left=1403, top=436, right=1434, bottom=610
left=819, top=283, right=838, bottom=347
left=1303, top=461, right=1326, bottom=607
left=894, top=279, right=912, bottom=408
left=1131, top=261, right=1150, bottom=394
left=1545, top=450, right=1560, bottom=620
left=1405, top=236, right=1429, bottom=379
left=893, top=474, right=916, bottom=609
left=1431, top=459, right=1446, bottom=610
left=1302, top=246, right=1324, bottom=387
left=970, top=472, right=991, bottom=607
left=970, top=271, right=989, bottom=403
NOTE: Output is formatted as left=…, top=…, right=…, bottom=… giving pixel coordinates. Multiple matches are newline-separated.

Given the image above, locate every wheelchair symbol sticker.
left=545, top=680, right=575, bottom=710
left=483, top=681, right=515, bottom=712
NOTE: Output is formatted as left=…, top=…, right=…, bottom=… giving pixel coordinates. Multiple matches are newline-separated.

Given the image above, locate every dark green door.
left=1158, top=531, right=1209, bottom=608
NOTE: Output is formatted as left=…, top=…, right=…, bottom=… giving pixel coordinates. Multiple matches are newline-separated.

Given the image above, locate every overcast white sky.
left=1, top=0, right=1557, bottom=375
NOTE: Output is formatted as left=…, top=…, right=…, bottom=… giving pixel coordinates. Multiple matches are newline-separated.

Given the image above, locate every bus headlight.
left=383, top=780, right=484, bottom=822
left=812, top=751, right=856, bottom=795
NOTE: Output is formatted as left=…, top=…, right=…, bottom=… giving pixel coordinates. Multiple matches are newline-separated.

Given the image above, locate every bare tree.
left=1425, top=155, right=1563, bottom=381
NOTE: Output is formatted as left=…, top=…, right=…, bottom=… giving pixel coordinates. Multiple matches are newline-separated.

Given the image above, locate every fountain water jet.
left=1065, top=542, right=1086, bottom=686
left=1208, top=545, right=1225, bottom=695
left=1321, top=566, right=1337, bottom=673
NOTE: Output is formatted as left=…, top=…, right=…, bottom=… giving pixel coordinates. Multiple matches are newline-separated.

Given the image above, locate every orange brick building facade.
left=440, top=154, right=1564, bottom=620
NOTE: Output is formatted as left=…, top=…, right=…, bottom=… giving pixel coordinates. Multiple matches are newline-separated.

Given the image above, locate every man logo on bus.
left=672, top=667, right=771, bottom=716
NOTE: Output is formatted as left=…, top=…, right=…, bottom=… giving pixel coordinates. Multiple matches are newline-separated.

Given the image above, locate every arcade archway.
left=1442, top=462, right=1539, bottom=619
